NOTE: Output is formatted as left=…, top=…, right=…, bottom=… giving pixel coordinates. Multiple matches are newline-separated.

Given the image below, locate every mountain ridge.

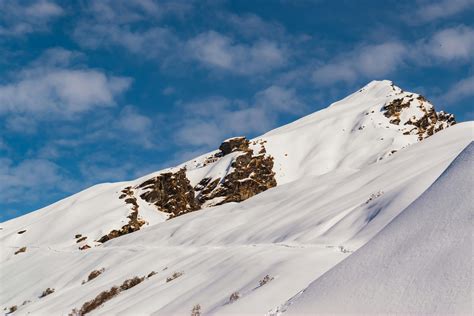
left=1, top=80, right=472, bottom=316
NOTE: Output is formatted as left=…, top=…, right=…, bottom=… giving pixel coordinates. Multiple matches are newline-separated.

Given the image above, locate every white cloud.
left=74, top=23, right=177, bottom=59
left=312, top=42, right=407, bottom=86
left=174, top=85, right=305, bottom=147
left=424, top=26, right=474, bottom=61
left=115, top=105, right=156, bottom=148
left=222, top=12, right=286, bottom=40
left=255, top=85, right=306, bottom=114
left=118, top=106, right=152, bottom=134
left=0, top=0, right=63, bottom=36
left=0, top=49, right=132, bottom=118
left=414, top=0, right=474, bottom=23
left=187, top=31, right=287, bottom=75
left=72, top=0, right=189, bottom=59
left=442, top=76, right=474, bottom=104
left=162, top=86, right=176, bottom=95
left=0, top=158, right=77, bottom=203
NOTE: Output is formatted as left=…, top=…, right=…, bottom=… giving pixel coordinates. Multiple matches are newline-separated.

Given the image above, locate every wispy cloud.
left=0, top=0, right=64, bottom=36
left=422, top=25, right=474, bottom=61
left=312, top=42, right=407, bottom=86
left=441, top=76, right=474, bottom=104
left=0, top=48, right=132, bottom=120
left=312, top=25, right=474, bottom=86
left=0, top=158, right=78, bottom=204
left=413, top=0, right=474, bottom=23
left=186, top=31, right=287, bottom=75
left=72, top=0, right=187, bottom=60
left=174, top=85, right=305, bottom=147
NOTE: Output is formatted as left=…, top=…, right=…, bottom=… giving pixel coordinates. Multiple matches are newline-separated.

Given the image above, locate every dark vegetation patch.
left=76, top=236, right=87, bottom=243
left=82, top=268, right=105, bottom=284
left=258, top=275, right=274, bottom=287
left=191, top=304, right=201, bottom=316
left=39, top=288, right=55, bottom=298
left=79, top=244, right=91, bottom=251
left=7, top=305, right=17, bottom=314
left=166, top=271, right=183, bottom=282
left=147, top=271, right=157, bottom=278
left=14, top=247, right=26, bottom=255
left=71, top=276, right=145, bottom=315
left=229, top=291, right=240, bottom=303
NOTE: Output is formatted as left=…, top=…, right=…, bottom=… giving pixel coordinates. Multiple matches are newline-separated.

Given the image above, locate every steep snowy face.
left=0, top=80, right=456, bottom=250
left=282, top=142, right=473, bottom=316
left=260, top=80, right=456, bottom=184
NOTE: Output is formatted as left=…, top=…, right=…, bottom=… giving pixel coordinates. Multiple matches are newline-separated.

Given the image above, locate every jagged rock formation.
left=134, top=137, right=277, bottom=218
left=137, top=169, right=200, bottom=218
left=382, top=94, right=455, bottom=140
left=97, top=187, right=145, bottom=243
left=195, top=137, right=276, bottom=206
left=217, top=136, right=251, bottom=156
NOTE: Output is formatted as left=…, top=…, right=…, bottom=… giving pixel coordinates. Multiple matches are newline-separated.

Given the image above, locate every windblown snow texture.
left=284, top=142, right=473, bottom=315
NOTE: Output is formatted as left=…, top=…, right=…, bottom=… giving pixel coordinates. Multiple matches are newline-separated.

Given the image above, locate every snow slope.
left=283, top=142, right=474, bottom=315
left=0, top=80, right=454, bottom=250
left=0, top=80, right=472, bottom=315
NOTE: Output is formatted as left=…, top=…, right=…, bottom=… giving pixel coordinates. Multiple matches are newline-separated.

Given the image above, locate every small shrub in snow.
left=73, top=276, right=145, bottom=315
left=76, top=236, right=87, bottom=243
left=8, top=305, right=17, bottom=314
left=229, top=291, right=240, bottom=303
left=365, top=191, right=384, bottom=204
left=166, top=271, right=183, bottom=282
left=39, top=287, right=55, bottom=298
left=191, top=304, right=201, bottom=316
left=77, top=286, right=120, bottom=315
left=82, top=268, right=105, bottom=284
left=147, top=271, right=157, bottom=278
left=259, top=275, right=274, bottom=286
left=119, top=276, right=144, bottom=290
left=79, top=244, right=91, bottom=251
left=14, top=247, right=26, bottom=255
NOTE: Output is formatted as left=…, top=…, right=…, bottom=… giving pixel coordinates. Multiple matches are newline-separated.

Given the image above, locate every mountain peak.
left=0, top=82, right=457, bottom=249
left=0, top=80, right=471, bottom=315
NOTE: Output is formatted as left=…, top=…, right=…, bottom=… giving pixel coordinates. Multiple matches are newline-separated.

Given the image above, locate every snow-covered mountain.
left=1, top=80, right=472, bottom=315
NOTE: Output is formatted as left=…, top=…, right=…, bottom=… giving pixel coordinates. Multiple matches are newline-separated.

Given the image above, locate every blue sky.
left=1, top=0, right=473, bottom=221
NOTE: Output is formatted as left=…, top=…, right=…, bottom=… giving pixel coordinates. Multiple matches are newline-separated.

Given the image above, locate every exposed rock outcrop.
left=195, top=138, right=276, bottom=206
left=134, top=137, right=277, bottom=218
left=97, top=187, right=146, bottom=243
left=382, top=94, right=455, bottom=140
left=137, top=169, right=200, bottom=218
left=217, top=136, right=250, bottom=156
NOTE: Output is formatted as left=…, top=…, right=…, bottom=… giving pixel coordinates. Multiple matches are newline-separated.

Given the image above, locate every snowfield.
left=0, top=80, right=472, bottom=315
left=282, top=142, right=474, bottom=316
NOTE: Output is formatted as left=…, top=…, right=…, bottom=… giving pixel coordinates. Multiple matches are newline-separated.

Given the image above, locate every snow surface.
left=0, top=80, right=473, bottom=315
left=282, top=142, right=474, bottom=315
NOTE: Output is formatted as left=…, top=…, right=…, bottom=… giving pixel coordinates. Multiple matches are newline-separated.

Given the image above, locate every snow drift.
left=283, top=142, right=473, bottom=315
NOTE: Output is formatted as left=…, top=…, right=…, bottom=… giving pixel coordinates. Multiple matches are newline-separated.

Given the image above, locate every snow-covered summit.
left=0, top=81, right=458, bottom=250
left=0, top=81, right=471, bottom=315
